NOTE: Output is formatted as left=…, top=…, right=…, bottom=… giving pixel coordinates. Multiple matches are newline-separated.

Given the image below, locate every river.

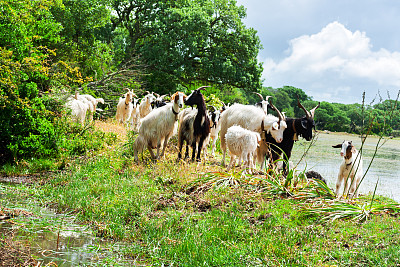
left=291, top=132, right=400, bottom=202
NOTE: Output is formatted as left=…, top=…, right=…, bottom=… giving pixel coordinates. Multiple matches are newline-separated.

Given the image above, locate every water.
left=291, top=132, right=400, bottom=202
left=0, top=184, right=134, bottom=266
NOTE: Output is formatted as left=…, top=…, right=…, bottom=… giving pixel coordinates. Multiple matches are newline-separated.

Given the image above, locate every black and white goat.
left=332, top=140, right=363, bottom=198
left=177, top=86, right=210, bottom=162
left=151, top=93, right=168, bottom=109
left=206, top=106, right=224, bottom=157
left=253, top=92, right=272, bottom=114
left=262, top=98, right=320, bottom=172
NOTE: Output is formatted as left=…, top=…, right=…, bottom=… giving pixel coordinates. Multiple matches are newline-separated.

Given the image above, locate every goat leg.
left=335, top=174, right=343, bottom=198
left=211, top=138, right=217, bottom=157
left=160, top=137, right=169, bottom=158
left=147, top=145, right=156, bottom=159
left=227, top=155, right=235, bottom=171
left=196, top=138, right=205, bottom=162
left=185, top=143, right=190, bottom=159
left=191, top=141, right=197, bottom=162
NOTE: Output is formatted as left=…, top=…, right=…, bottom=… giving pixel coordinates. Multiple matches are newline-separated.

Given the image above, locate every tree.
left=110, top=0, right=263, bottom=92
left=0, top=0, right=63, bottom=163
left=51, top=0, right=112, bottom=79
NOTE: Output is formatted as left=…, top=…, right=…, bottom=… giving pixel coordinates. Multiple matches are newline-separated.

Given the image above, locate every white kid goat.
left=226, top=125, right=261, bottom=174
left=332, top=140, right=363, bottom=198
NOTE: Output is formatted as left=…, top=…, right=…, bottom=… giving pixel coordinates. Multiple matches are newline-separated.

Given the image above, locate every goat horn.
left=145, top=91, right=150, bottom=95
left=268, top=98, right=284, bottom=123
left=154, top=93, right=160, bottom=98
left=309, top=102, right=320, bottom=119
left=196, top=86, right=211, bottom=91
left=297, top=95, right=311, bottom=118
left=265, top=95, right=272, bottom=101
left=253, top=92, right=264, bottom=101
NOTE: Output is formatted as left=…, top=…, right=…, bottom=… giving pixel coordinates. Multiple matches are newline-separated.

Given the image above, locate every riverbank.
left=1, top=121, right=400, bottom=266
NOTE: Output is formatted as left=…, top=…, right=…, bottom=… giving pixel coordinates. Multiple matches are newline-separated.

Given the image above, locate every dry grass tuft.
left=95, top=119, right=127, bottom=140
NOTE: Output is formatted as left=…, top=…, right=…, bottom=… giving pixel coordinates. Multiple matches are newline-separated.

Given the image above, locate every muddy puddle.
left=0, top=182, right=134, bottom=266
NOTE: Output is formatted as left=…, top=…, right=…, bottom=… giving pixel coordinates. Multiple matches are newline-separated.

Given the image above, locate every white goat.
left=116, top=89, right=137, bottom=125
left=80, top=94, right=104, bottom=111
left=133, top=92, right=186, bottom=161
left=79, top=94, right=104, bottom=121
left=226, top=125, right=261, bottom=174
left=219, top=102, right=287, bottom=169
left=332, top=140, right=363, bottom=198
left=139, top=93, right=156, bottom=118
left=65, top=92, right=90, bottom=126
left=208, top=107, right=223, bottom=156
left=129, top=98, right=140, bottom=129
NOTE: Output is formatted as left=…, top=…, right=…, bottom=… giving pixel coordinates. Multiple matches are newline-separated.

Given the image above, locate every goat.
left=133, top=92, right=186, bottom=161
left=129, top=98, right=140, bottom=129
left=177, top=108, right=198, bottom=160
left=226, top=125, right=261, bottom=174
left=65, top=92, right=90, bottom=126
left=177, top=86, right=210, bottom=162
left=139, top=92, right=156, bottom=118
left=80, top=94, right=104, bottom=113
left=253, top=92, right=272, bottom=113
left=219, top=100, right=287, bottom=168
left=116, top=89, right=137, bottom=125
left=262, top=98, right=320, bottom=173
left=332, top=140, right=363, bottom=198
left=151, top=93, right=168, bottom=109
left=205, top=106, right=224, bottom=157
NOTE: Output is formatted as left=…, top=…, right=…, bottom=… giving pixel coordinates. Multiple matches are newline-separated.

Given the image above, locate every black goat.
left=178, top=86, right=211, bottom=162
left=264, top=98, right=320, bottom=172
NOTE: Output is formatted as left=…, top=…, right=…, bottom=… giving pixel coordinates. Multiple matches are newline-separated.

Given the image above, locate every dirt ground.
left=0, top=235, right=37, bottom=267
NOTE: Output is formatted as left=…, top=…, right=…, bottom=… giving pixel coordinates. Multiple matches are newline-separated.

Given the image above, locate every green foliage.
left=112, top=0, right=263, bottom=92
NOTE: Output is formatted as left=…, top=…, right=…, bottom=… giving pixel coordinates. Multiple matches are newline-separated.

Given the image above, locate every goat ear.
left=351, top=145, right=356, bottom=153
left=332, top=144, right=342, bottom=148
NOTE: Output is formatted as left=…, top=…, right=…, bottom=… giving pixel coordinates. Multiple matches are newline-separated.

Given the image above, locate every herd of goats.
left=65, top=86, right=364, bottom=198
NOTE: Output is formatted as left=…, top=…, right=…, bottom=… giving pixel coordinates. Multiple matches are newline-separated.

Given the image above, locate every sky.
left=235, top=0, right=400, bottom=104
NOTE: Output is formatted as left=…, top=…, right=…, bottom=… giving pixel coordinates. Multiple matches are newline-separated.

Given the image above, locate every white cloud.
left=263, top=21, right=400, bottom=103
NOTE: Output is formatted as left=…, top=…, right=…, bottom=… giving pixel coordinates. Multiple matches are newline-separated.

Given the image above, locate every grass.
left=2, top=121, right=400, bottom=266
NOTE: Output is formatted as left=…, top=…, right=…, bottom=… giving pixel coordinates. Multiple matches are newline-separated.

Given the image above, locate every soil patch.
left=0, top=235, right=37, bottom=267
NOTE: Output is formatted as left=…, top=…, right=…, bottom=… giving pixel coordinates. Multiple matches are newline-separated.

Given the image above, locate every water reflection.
left=0, top=198, right=132, bottom=266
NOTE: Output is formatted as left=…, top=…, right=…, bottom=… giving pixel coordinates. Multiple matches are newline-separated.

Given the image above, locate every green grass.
left=3, top=125, right=400, bottom=266
left=17, top=154, right=399, bottom=265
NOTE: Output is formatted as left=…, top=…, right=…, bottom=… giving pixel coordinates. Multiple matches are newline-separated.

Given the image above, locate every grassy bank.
left=3, top=122, right=400, bottom=266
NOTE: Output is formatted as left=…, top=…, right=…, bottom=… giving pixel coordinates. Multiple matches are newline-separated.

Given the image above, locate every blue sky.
left=236, top=0, right=400, bottom=104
